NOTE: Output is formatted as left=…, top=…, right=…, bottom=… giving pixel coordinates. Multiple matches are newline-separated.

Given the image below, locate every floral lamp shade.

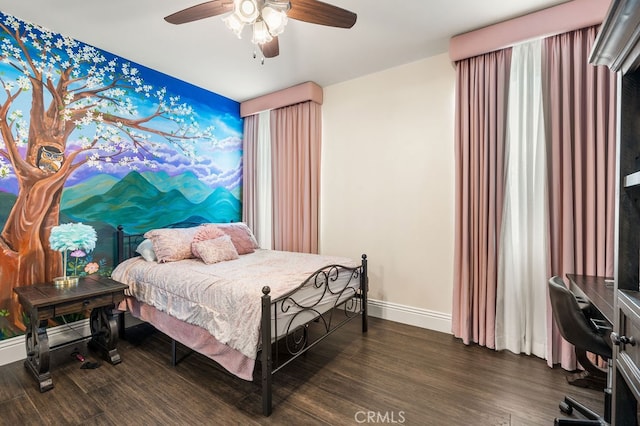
left=49, top=222, right=97, bottom=286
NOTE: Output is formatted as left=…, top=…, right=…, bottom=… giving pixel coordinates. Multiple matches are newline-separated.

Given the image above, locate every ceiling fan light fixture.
left=223, top=13, right=245, bottom=38
left=252, top=19, right=273, bottom=45
left=261, top=6, right=288, bottom=36
left=166, top=0, right=357, bottom=60
left=236, top=0, right=260, bottom=23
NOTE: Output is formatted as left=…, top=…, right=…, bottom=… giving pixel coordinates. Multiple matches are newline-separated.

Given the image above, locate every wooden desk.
left=13, top=275, right=128, bottom=392
left=567, top=274, right=614, bottom=325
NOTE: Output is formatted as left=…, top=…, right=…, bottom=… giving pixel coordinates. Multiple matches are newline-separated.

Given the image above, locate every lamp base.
left=53, top=276, right=79, bottom=287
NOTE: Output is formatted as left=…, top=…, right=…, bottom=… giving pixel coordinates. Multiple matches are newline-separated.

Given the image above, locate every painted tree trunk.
left=0, top=158, right=66, bottom=329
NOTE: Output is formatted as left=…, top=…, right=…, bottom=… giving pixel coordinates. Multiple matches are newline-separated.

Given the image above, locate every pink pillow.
left=191, top=224, right=225, bottom=257
left=144, top=227, right=200, bottom=263
left=216, top=222, right=259, bottom=255
left=192, top=235, right=239, bottom=264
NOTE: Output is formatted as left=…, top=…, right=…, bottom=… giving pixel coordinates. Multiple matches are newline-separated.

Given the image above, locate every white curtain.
left=495, top=39, right=549, bottom=357
left=255, top=110, right=273, bottom=249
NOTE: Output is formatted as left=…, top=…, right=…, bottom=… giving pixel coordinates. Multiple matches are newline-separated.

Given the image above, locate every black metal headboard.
left=114, top=225, right=145, bottom=265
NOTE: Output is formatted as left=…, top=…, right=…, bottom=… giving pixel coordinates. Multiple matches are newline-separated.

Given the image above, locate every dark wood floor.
left=0, top=317, right=603, bottom=425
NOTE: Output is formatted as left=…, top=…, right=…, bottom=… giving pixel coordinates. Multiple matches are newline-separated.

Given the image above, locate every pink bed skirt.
left=118, top=297, right=255, bottom=381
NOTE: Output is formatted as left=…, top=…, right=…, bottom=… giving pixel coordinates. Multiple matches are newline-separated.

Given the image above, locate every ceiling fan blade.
left=288, top=0, right=357, bottom=28
left=164, top=1, right=234, bottom=25
left=260, top=37, right=280, bottom=58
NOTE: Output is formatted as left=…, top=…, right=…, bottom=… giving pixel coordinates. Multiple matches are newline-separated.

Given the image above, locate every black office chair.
left=548, top=276, right=612, bottom=426
left=567, top=295, right=608, bottom=391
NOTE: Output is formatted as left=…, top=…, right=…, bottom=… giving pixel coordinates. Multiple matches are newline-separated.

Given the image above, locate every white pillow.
left=135, top=239, right=157, bottom=262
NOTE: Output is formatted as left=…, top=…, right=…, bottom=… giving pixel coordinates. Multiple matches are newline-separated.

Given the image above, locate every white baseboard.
left=0, top=319, right=90, bottom=366
left=0, top=303, right=450, bottom=365
left=367, top=298, right=452, bottom=334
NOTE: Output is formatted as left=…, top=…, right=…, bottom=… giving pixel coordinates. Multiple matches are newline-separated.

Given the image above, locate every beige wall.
left=320, top=52, right=456, bottom=331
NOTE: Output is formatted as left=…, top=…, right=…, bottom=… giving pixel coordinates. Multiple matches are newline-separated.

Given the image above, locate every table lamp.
left=49, top=222, right=97, bottom=286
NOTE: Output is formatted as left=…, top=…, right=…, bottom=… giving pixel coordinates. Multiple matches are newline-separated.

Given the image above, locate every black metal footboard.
left=260, top=255, right=368, bottom=416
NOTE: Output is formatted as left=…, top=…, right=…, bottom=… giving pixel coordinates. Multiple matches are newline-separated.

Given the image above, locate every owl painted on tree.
left=37, top=146, right=64, bottom=173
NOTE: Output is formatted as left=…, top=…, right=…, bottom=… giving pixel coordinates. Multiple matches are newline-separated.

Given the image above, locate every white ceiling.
left=0, top=0, right=569, bottom=102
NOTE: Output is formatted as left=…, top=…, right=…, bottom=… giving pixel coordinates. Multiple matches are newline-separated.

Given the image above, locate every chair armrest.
left=590, top=318, right=612, bottom=333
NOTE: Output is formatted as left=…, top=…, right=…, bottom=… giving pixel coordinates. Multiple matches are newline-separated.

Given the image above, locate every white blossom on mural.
left=0, top=12, right=243, bottom=336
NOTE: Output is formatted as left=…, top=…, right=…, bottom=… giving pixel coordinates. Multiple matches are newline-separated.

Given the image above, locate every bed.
left=111, top=223, right=368, bottom=416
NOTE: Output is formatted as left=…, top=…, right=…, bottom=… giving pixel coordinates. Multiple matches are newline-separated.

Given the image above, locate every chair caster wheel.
left=559, top=401, right=572, bottom=415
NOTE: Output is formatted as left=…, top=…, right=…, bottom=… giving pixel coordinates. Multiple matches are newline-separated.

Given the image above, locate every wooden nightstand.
left=13, top=275, right=128, bottom=392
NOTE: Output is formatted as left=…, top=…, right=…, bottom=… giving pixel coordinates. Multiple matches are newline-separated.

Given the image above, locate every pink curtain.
left=452, top=49, right=511, bottom=346
left=543, top=26, right=617, bottom=369
left=270, top=101, right=321, bottom=253
left=242, top=114, right=259, bottom=231
left=452, top=25, right=616, bottom=363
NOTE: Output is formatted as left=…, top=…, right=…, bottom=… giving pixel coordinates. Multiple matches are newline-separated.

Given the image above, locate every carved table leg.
left=88, top=306, right=121, bottom=365
left=24, top=312, right=53, bottom=392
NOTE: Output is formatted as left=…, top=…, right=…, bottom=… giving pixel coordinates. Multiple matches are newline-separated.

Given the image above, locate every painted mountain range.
left=61, top=171, right=241, bottom=234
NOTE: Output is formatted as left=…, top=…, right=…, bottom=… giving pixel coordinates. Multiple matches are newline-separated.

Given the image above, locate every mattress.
left=111, top=249, right=360, bottom=362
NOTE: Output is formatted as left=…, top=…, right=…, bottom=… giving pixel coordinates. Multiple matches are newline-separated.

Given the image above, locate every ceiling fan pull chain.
left=252, top=47, right=265, bottom=65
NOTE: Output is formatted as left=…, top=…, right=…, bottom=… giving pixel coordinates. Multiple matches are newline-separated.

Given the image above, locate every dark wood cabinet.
left=590, top=0, right=640, bottom=423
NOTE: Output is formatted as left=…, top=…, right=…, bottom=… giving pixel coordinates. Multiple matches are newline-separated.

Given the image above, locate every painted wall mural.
left=0, top=12, right=243, bottom=339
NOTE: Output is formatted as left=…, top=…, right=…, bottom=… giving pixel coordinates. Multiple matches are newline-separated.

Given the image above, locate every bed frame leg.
left=261, top=286, right=273, bottom=416
left=361, top=254, right=368, bottom=333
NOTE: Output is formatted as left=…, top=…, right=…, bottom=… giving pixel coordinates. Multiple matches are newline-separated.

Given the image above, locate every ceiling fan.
left=164, top=0, right=357, bottom=60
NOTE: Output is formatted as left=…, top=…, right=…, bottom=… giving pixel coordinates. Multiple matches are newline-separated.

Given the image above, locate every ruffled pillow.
left=216, top=222, right=259, bottom=255
left=191, top=224, right=225, bottom=258
left=192, top=235, right=239, bottom=264
left=144, top=227, right=200, bottom=263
